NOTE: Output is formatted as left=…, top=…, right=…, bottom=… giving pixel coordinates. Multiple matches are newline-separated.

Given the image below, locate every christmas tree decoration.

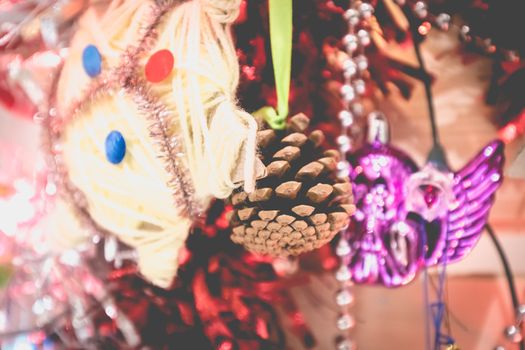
left=1, top=0, right=525, bottom=349
left=44, top=0, right=260, bottom=289
left=345, top=116, right=504, bottom=287
left=329, top=2, right=387, bottom=347
left=230, top=113, right=354, bottom=256
left=229, top=0, right=354, bottom=257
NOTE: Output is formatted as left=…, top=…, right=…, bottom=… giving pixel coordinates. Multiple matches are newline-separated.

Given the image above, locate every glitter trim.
left=55, top=76, right=199, bottom=219
left=41, top=108, right=107, bottom=235
left=126, top=80, right=200, bottom=217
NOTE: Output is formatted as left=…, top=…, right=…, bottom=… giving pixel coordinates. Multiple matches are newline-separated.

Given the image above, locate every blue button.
left=105, top=131, right=126, bottom=164
left=82, top=44, right=102, bottom=77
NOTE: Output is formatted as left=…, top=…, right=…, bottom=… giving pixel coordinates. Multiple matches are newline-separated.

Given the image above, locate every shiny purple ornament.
left=345, top=128, right=504, bottom=287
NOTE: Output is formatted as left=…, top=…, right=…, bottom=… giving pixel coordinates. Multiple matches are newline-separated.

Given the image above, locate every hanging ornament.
left=345, top=116, right=505, bottom=287
left=229, top=0, right=354, bottom=257
left=229, top=113, right=354, bottom=256
left=42, top=0, right=261, bottom=290
left=331, top=2, right=384, bottom=348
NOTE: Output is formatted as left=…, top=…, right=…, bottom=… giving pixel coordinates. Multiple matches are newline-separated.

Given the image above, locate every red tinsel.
left=29, top=200, right=319, bottom=349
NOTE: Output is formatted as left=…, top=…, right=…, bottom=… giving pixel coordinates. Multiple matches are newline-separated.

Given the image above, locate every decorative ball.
left=339, top=112, right=354, bottom=128
left=460, top=25, right=472, bottom=42
left=82, top=44, right=102, bottom=78
left=358, top=3, right=374, bottom=19
left=357, top=29, right=371, bottom=47
left=413, top=1, right=428, bottom=19
left=344, top=9, right=359, bottom=26
left=105, top=130, right=126, bottom=165
left=335, top=264, right=352, bottom=282
left=436, top=13, right=451, bottom=31
left=335, top=239, right=351, bottom=257
left=336, top=313, right=355, bottom=331
left=271, top=256, right=299, bottom=277
left=517, top=304, right=525, bottom=319
left=336, top=338, right=355, bottom=350
left=343, top=34, right=358, bottom=53
left=341, top=84, right=356, bottom=103
left=354, top=55, right=368, bottom=71
left=335, top=288, right=354, bottom=307
left=337, top=135, right=351, bottom=147
left=343, top=59, right=357, bottom=79
left=338, top=110, right=353, bottom=122
left=504, top=325, right=523, bottom=343
left=353, top=79, right=366, bottom=95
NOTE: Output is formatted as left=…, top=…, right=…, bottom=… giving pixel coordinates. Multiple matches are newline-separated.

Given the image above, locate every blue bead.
left=105, top=131, right=126, bottom=164
left=82, top=44, right=102, bottom=77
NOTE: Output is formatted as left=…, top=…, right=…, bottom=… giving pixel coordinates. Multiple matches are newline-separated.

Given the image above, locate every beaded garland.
left=332, top=1, right=380, bottom=349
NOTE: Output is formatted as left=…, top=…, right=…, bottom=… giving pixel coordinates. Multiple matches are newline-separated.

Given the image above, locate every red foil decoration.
left=32, top=200, right=310, bottom=349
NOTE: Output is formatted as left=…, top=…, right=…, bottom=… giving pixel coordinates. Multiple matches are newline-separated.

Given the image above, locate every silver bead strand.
left=333, top=2, right=376, bottom=349
left=496, top=304, right=525, bottom=348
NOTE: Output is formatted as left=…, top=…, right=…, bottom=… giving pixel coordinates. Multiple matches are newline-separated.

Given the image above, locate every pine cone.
left=229, top=113, right=355, bottom=256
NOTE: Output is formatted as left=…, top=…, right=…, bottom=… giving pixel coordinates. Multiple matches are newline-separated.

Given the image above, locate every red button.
left=145, top=49, right=174, bottom=83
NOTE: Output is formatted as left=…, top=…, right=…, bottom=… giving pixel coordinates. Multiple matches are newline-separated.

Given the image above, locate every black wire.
left=411, top=28, right=451, bottom=349
left=486, top=224, right=525, bottom=350
left=411, top=27, right=450, bottom=170
left=486, top=224, right=520, bottom=310
left=413, top=36, right=440, bottom=146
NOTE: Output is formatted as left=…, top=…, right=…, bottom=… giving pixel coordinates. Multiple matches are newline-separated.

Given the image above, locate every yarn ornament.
left=229, top=113, right=355, bottom=256
left=50, top=0, right=260, bottom=288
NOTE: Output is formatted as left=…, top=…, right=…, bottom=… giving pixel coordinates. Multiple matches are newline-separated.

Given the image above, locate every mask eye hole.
left=372, top=177, right=387, bottom=187
left=354, top=173, right=368, bottom=184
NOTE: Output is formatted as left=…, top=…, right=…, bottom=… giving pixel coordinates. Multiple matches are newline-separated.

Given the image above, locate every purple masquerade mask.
left=345, top=121, right=504, bottom=287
